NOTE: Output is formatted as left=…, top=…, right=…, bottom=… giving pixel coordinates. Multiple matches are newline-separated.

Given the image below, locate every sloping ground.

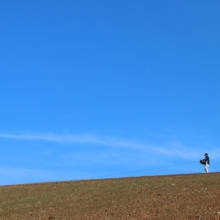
left=0, top=173, right=220, bottom=219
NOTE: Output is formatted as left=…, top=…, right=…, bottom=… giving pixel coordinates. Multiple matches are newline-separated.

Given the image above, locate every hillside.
left=0, top=173, right=220, bottom=219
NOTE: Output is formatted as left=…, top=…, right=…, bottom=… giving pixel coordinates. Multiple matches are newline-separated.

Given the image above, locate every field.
left=0, top=173, right=220, bottom=219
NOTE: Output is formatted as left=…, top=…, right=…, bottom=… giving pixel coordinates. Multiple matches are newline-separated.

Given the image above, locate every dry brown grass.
left=0, top=173, right=220, bottom=219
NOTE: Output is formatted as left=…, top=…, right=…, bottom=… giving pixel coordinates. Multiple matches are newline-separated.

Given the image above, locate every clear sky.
left=0, top=0, right=220, bottom=185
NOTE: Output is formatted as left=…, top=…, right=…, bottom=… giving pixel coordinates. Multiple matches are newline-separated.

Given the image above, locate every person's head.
left=204, top=153, right=208, bottom=156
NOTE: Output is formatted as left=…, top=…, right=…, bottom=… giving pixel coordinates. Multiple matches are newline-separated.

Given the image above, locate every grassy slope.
left=0, top=173, right=220, bottom=219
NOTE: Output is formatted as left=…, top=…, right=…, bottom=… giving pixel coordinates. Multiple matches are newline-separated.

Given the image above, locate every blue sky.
left=0, top=0, right=220, bottom=185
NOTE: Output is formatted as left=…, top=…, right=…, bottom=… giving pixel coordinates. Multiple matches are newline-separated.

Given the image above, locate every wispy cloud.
left=0, top=132, right=205, bottom=159
left=0, top=133, right=218, bottom=185
left=0, top=133, right=144, bottom=148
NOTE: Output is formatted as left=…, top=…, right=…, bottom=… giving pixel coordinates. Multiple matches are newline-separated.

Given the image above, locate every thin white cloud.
left=0, top=133, right=218, bottom=185
left=0, top=133, right=211, bottom=159
left=0, top=133, right=148, bottom=149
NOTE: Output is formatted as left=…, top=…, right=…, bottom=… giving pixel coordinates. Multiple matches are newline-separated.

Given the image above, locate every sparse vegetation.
left=0, top=173, right=220, bottom=219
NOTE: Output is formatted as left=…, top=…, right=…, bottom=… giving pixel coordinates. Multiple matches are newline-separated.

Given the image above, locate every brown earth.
left=0, top=173, right=220, bottom=219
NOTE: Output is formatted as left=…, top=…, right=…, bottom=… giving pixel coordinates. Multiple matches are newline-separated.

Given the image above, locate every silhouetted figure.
left=200, top=153, right=210, bottom=173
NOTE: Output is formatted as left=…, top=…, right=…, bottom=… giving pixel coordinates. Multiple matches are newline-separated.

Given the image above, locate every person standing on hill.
left=200, top=153, right=210, bottom=173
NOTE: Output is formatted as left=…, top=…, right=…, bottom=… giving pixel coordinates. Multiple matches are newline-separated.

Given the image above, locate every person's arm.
left=204, top=156, right=209, bottom=163
left=207, top=156, right=210, bottom=164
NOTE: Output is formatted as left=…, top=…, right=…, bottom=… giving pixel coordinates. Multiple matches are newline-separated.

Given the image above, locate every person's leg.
left=205, top=164, right=210, bottom=173
left=200, top=160, right=206, bottom=172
